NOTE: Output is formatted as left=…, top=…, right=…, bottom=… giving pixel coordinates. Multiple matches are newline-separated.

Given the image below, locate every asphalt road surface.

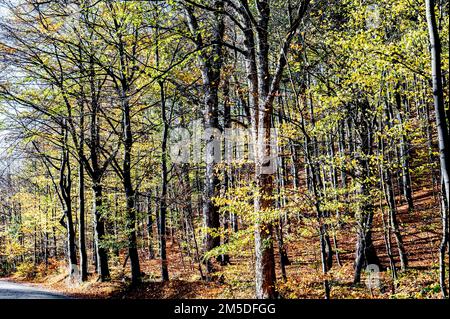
left=0, top=279, right=69, bottom=299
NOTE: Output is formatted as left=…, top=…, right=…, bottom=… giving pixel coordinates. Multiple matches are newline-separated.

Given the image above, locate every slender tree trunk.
left=426, top=0, right=450, bottom=299
left=384, top=168, right=408, bottom=270
left=184, top=2, right=224, bottom=277
left=147, top=192, right=155, bottom=260
left=221, top=75, right=231, bottom=266
left=353, top=103, right=381, bottom=284
left=122, top=93, right=141, bottom=285
left=380, top=200, right=398, bottom=291
left=78, top=159, right=87, bottom=281
left=159, top=79, right=169, bottom=282
left=305, top=131, right=331, bottom=299
left=394, top=87, right=414, bottom=211
left=382, top=102, right=409, bottom=270
left=92, top=183, right=110, bottom=281
left=59, top=125, right=78, bottom=280
left=78, top=103, right=88, bottom=282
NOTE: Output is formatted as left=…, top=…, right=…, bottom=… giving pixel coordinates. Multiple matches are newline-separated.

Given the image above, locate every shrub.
left=15, top=261, right=37, bottom=280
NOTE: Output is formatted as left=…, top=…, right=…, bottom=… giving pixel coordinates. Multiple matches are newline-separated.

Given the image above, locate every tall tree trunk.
left=240, top=0, right=309, bottom=299
left=86, top=52, right=110, bottom=281
left=394, top=87, right=414, bottom=211
left=78, top=103, right=88, bottom=282
left=425, top=0, right=450, bottom=299
left=147, top=192, right=155, bottom=260
left=92, top=183, right=110, bottom=281
left=221, top=72, right=231, bottom=266
left=383, top=99, right=409, bottom=270
left=122, top=92, right=141, bottom=286
left=253, top=5, right=278, bottom=295
left=159, top=79, right=169, bottom=282
left=59, top=125, right=78, bottom=280
left=353, top=102, right=381, bottom=284
left=184, top=2, right=224, bottom=277
left=203, top=6, right=224, bottom=276
left=78, top=155, right=87, bottom=281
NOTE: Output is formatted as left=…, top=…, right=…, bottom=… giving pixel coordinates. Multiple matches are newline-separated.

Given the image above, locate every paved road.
left=0, top=280, right=69, bottom=299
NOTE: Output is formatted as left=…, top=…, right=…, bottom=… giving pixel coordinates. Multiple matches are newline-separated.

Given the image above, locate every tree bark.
left=159, top=79, right=170, bottom=282
left=184, top=1, right=224, bottom=277
left=78, top=102, right=88, bottom=282
left=425, top=0, right=450, bottom=299
left=59, top=125, right=78, bottom=280
left=353, top=102, right=381, bottom=284
left=92, top=184, right=110, bottom=281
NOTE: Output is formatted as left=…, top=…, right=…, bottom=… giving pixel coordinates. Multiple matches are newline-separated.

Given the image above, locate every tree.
left=425, top=0, right=450, bottom=299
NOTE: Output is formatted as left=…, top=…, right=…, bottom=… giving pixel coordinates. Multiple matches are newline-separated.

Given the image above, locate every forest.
left=0, top=0, right=448, bottom=300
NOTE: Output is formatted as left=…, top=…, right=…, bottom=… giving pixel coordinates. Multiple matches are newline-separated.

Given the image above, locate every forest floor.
left=4, top=187, right=448, bottom=299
